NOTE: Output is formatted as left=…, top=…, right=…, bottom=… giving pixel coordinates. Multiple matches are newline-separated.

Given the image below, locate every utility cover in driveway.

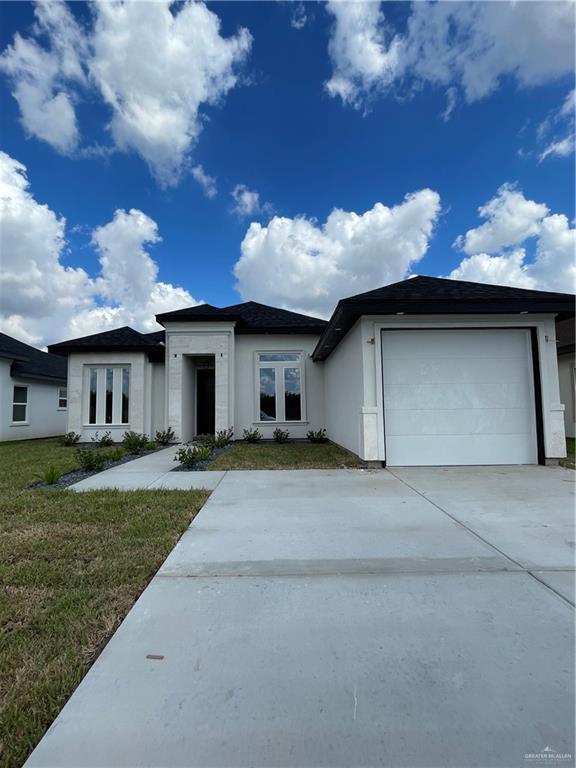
left=381, top=329, right=538, bottom=466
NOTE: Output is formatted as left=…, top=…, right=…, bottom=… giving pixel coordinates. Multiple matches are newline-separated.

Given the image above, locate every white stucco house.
left=0, top=333, right=68, bottom=441
left=556, top=317, right=575, bottom=439
left=48, top=276, right=575, bottom=466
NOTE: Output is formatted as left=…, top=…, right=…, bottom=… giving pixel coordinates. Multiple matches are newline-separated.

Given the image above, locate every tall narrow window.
left=105, top=368, right=114, bottom=424
left=89, top=368, right=98, bottom=424
left=121, top=368, right=130, bottom=424
left=259, top=368, right=276, bottom=421
left=12, top=386, right=28, bottom=423
left=284, top=367, right=301, bottom=421
left=58, top=387, right=67, bottom=409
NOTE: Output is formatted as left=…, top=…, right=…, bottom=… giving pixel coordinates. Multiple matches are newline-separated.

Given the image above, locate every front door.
left=196, top=368, right=215, bottom=435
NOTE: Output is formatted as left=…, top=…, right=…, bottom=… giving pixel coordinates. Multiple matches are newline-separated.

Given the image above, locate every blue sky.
left=0, top=1, right=574, bottom=346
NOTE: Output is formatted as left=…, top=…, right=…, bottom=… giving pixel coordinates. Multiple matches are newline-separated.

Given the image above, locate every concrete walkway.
left=27, top=466, right=574, bottom=767
left=70, top=445, right=225, bottom=491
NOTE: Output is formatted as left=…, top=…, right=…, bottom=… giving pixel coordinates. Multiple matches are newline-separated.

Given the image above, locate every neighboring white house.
left=48, top=276, right=574, bottom=466
left=556, top=317, right=575, bottom=439
left=0, top=333, right=67, bottom=442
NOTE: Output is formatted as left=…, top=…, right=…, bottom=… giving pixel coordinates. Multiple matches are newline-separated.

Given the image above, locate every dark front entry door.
left=196, top=369, right=215, bottom=435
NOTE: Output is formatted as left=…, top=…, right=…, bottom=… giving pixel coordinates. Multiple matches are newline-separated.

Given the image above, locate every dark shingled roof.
left=313, top=275, right=575, bottom=361
left=0, top=333, right=67, bottom=384
left=156, top=301, right=327, bottom=334
left=48, top=326, right=165, bottom=358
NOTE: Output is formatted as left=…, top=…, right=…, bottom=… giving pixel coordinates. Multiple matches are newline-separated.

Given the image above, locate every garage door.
left=381, top=329, right=538, bottom=466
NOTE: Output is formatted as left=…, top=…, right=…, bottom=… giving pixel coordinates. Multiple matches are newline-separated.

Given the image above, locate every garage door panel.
left=383, top=357, right=532, bottom=386
left=385, top=381, right=533, bottom=411
left=382, top=329, right=531, bottom=360
left=385, top=408, right=536, bottom=437
left=381, top=329, right=538, bottom=466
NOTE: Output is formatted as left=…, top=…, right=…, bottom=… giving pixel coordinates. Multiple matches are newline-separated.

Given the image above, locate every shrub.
left=243, top=427, right=262, bottom=443
left=106, top=446, right=126, bottom=462
left=307, top=428, right=328, bottom=443
left=214, top=428, right=234, bottom=448
left=59, top=431, right=80, bottom=446
left=42, top=465, right=62, bottom=485
left=91, top=430, right=114, bottom=447
left=122, top=431, right=149, bottom=454
left=272, top=428, right=290, bottom=443
left=155, top=427, right=176, bottom=446
left=76, top=448, right=108, bottom=473
left=195, top=433, right=216, bottom=447
left=174, top=445, right=212, bottom=468
left=145, top=441, right=157, bottom=451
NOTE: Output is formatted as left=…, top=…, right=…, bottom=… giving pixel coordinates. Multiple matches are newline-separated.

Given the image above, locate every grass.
left=209, top=440, right=361, bottom=470
left=560, top=437, right=575, bottom=469
left=0, top=438, right=209, bottom=768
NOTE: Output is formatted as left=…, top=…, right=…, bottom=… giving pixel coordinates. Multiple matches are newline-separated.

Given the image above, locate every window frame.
left=12, top=384, right=29, bottom=425
left=83, top=365, right=131, bottom=426
left=253, top=351, right=306, bottom=424
left=57, top=386, right=67, bottom=410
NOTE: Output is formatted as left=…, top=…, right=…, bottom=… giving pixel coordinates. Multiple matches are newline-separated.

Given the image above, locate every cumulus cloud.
left=325, top=1, right=574, bottom=110
left=191, top=165, right=217, bottom=198
left=0, top=1, right=252, bottom=186
left=0, top=151, right=199, bottom=346
left=231, top=184, right=273, bottom=218
left=449, top=184, right=575, bottom=293
left=234, top=189, right=441, bottom=317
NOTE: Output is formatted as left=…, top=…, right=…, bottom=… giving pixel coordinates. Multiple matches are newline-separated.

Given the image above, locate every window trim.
left=83, top=365, right=131, bottom=426
left=253, top=351, right=306, bottom=423
left=12, top=384, right=29, bottom=425
left=57, top=386, right=67, bottom=410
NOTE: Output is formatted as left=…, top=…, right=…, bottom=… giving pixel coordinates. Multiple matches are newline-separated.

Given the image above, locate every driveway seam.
left=387, top=468, right=575, bottom=608
left=527, top=570, right=575, bottom=607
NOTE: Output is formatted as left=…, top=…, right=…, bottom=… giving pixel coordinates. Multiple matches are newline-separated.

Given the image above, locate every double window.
left=257, top=353, right=303, bottom=422
left=86, top=366, right=130, bottom=425
left=12, top=386, right=28, bottom=423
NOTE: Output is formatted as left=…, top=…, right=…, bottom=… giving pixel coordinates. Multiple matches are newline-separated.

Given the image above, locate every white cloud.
left=234, top=189, right=441, bottom=317
left=0, top=151, right=199, bottom=346
left=440, top=86, right=458, bottom=123
left=455, top=184, right=549, bottom=255
left=0, top=1, right=252, bottom=186
left=325, top=1, right=574, bottom=110
left=539, top=136, right=575, bottom=162
left=449, top=184, right=575, bottom=293
left=231, top=184, right=272, bottom=218
left=191, top=165, right=217, bottom=198
left=291, top=2, right=308, bottom=31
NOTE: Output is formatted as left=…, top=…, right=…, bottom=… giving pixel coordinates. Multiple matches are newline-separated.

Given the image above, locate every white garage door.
left=381, top=329, right=538, bottom=466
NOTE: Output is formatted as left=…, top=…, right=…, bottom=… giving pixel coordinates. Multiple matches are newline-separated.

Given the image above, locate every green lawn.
left=0, top=439, right=209, bottom=768
left=561, top=437, right=575, bottom=469
left=209, top=440, right=361, bottom=470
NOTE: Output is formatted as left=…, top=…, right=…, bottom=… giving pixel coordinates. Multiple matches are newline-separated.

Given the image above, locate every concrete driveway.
left=27, top=466, right=574, bottom=768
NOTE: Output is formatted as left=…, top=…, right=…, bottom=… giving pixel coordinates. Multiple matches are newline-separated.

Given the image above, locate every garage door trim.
left=379, top=326, right=544, bottom=467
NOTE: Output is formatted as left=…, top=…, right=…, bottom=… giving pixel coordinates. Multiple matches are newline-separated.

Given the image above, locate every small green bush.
left=243, top=428, right=262, bottom=443
left=273, top=428, right=290, bottom=443
left=91, top=430, right=114, bottom=447
left=307, top=428, right=328, bottom=443
left=155, top=427, right=176, bottom=445
left=144, top=441, right=157, bottom=451
left=76, top=448, right=108, bottom=472
left=59, top=431, right=80, bottom=446
left=174, top=445, right=213, bottom=468
left=106, top=447, right=126, bottom=462
left=214, top=428, right=234, bottom=448
left=195, top=433, right=216, bottom=447
left=42, top=465, right=62, bottom=485
left=122, top=431, right=149, bottom=454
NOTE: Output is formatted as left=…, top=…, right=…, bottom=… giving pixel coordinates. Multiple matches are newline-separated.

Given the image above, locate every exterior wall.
left=150, top=362, right=166, bottom=437
left=234, top=334, right=324, bottom=440
left=0, top=359, right=67, bottom=441
left=357, top=314, right=566, bottom=462
left=164, top=322, right=235, bottom=442
left=558, top=354, right=575, bottom=439
left=67, top=351, right=148, bottom=442
left=323, top=321, right=364, bottom=456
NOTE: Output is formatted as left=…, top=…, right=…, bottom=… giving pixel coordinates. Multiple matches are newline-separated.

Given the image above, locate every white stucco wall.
left=234, top=334, right=325, bottom=440
left=558, top=354, right=575, bottom=439
left=323, top=321, right=364, bottom=456
left=0, top=359, right=67, bottom=441
left=67, top=352, right=148, bottom=442
left=150, top=362, right=166, bottom=438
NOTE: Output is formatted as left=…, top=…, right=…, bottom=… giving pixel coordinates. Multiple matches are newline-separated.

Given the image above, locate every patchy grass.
left=209, top=440, right=361, bottom=470
left=0, top=438, right=209, bottom=768
left=560, top=437, right=575, bottom=469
